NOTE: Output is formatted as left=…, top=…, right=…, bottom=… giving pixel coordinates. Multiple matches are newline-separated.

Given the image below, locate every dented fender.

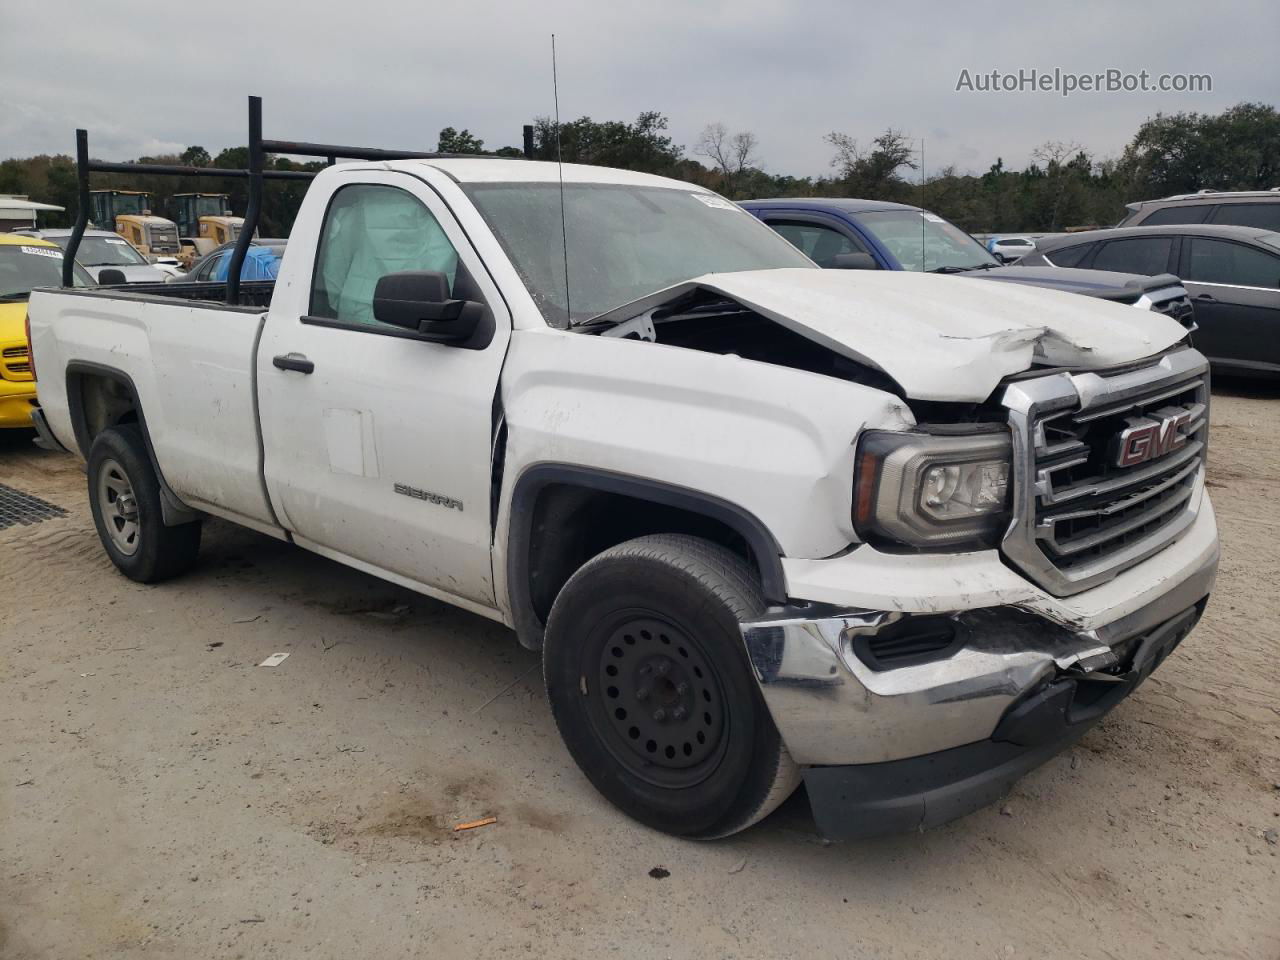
left=493, top=326, right=914, bottom=567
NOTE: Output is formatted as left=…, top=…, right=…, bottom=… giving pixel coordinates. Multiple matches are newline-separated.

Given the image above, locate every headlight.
left=854, top=429, right=1012, bottom=549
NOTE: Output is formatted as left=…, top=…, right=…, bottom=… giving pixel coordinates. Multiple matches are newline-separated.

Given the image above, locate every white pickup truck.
left=28, top=157, right=1219, bottom=840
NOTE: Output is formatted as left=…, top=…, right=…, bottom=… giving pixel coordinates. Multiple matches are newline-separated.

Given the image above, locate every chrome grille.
left=1002, top=349, right=1209, bottom=596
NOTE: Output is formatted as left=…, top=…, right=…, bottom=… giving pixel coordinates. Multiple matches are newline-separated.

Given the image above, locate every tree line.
left=2, top=102, right=1274, bottom=237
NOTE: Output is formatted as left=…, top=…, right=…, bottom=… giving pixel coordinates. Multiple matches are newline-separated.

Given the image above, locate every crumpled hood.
left=608, top=268, right=1189, bottom=402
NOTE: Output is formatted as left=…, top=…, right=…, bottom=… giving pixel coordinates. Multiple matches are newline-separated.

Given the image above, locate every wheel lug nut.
left=636, top=687, right=650, bottom=701
left=672, top=707, right=687, bottom=721
left=652, top=708, right=666, bottom=722
left=656, top=661, right=670, bottom=675
left=676, top=682, right=688, bottom=695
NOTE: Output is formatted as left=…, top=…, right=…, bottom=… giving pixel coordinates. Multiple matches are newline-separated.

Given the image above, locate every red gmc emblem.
left=1115, top=409, right=1192, bottom=467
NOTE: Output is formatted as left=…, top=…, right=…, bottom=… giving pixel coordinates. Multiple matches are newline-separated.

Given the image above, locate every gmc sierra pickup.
left=28, top=156, right=1219, bottom=841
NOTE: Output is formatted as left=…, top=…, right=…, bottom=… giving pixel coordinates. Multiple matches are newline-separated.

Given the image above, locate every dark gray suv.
left=1019, top=224, right=1280, bottom=377
left=1119, top=189, right=1280, bottom=233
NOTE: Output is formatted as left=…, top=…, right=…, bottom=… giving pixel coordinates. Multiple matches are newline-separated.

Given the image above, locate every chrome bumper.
left=739, top=545, right=1218, bottom=767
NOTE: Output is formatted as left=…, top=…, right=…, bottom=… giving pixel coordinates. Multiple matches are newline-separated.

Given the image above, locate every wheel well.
left=67, top=370, right=139, bottom=456
left=64, top=364, right=199, bottom=527
left=507, top=467, right=786, bottom=649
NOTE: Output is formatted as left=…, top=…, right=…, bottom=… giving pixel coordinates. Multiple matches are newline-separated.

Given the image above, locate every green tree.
left=436, top=127, right=485, bottom=154
left=825, top=129, right=918, bottom=201
left=180, top=145, right=212, bottom=167
left=1119, top=102, right=1280, bottom=196
left=531, top=112, right=683, bottom=174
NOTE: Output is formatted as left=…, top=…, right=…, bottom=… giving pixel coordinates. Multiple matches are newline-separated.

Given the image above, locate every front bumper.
left=0, top=382, right=37, bottom=428
left=739, top=530, right=1217, bottom=839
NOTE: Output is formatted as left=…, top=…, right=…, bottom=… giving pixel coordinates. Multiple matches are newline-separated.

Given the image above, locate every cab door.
left=256, top=170, right=511, bottom=610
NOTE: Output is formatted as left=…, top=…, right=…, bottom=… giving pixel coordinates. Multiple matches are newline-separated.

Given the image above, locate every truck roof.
left=382, top=158, right=714, bottom=191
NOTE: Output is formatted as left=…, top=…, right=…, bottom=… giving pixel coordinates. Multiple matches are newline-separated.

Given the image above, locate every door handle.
left=1194, top=293, right=1217, bottom=303
left=272, top=353, right=315, bottom=374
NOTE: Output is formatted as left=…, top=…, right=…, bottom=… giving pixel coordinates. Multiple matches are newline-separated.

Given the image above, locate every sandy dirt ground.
left=1, top=380, right=1277, bottom=960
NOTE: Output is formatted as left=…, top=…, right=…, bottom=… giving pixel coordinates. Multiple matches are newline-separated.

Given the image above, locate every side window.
left=766, top=219, right=866, bottom=267
left=1210, top=203, right=1280, bottom=232
left=197, top=253, right=222, bottom=281
left=1091, top=237, right=1173, bottom=275
left=1045, top=243, right=1092, bottom=267
left=310, top=184, right=459, bottom=326
left=1140, top=205, right=1212, bottom=226
left=1185, top=238, right=1280, bottom=288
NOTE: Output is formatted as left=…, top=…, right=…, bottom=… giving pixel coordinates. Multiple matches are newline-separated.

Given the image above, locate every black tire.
left=543, top=534, right=800, bottom=838
left=87, top=423, right=201, bottom=583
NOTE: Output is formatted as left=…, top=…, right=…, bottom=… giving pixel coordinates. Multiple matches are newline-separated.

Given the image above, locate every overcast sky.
left=2, top=0, right=1276, bottom=178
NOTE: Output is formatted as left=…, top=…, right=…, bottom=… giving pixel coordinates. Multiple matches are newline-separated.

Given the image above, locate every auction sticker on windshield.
left=105, top=238, right=126, bottom=245
left=20, top=246, right=63, bottom=259
left=691, top=193, right=736, bottom=210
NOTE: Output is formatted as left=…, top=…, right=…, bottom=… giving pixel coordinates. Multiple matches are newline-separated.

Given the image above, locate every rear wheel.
left=87, top=424, right=201, bottom=582
left=543, top=534, right=799, bottom=838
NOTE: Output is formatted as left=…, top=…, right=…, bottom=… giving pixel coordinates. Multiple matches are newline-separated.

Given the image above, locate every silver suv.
left=1120, top=189, right=1280, bottom=232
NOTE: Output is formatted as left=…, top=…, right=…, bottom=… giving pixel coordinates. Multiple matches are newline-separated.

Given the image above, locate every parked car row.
left=745, top=191, right=1280, bottom=379
left=741, top=198, right=1195, bottom=330
left=4, top=181, right=1276, bottom=442
left=17, top=228, right=178, bottom=282
left=1018, top=224, right=1280, bottom=377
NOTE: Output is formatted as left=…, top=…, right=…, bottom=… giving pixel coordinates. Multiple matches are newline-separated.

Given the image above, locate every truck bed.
left=28, top=282, right=279, bottom=529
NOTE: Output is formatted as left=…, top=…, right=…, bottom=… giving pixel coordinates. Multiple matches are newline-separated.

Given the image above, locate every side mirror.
left=98, top=268, right=127, bottom=285
left=372, top=271, right=481, bottom=344
left=829, top=252, right=879, bottom=270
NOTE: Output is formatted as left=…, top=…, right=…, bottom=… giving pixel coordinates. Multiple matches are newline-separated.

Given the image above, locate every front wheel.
left=87, top=423, right=201, bottom=583
left=543, top=534, right=799, bottom=838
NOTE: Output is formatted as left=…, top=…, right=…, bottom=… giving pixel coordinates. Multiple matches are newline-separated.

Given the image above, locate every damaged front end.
left=580, top=268, right=1192, bottom=403
left=726, top=330, right=1216, bottom=839
left=739, top=557, right=1214, bottom=840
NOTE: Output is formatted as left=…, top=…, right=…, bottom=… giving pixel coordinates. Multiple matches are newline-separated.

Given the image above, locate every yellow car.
left=0, top=234, right=92, bottom=428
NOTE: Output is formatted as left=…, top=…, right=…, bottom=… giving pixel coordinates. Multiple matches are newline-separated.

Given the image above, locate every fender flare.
left=65, top=360, right=199, bottom=526
left=505, top=462, right=787, bottom=648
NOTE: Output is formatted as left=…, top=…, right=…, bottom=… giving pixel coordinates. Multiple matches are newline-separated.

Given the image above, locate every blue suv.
left=740, top=198, right=1195, bottom=326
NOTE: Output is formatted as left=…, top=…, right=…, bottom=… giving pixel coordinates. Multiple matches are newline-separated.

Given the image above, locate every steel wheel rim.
left=97, top=458, right=140, bottom=556
left=585, top=611, right=729, bottom=789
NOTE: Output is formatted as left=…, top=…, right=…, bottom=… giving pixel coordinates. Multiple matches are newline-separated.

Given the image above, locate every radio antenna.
left=552, top=34, right=571, bottom=322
